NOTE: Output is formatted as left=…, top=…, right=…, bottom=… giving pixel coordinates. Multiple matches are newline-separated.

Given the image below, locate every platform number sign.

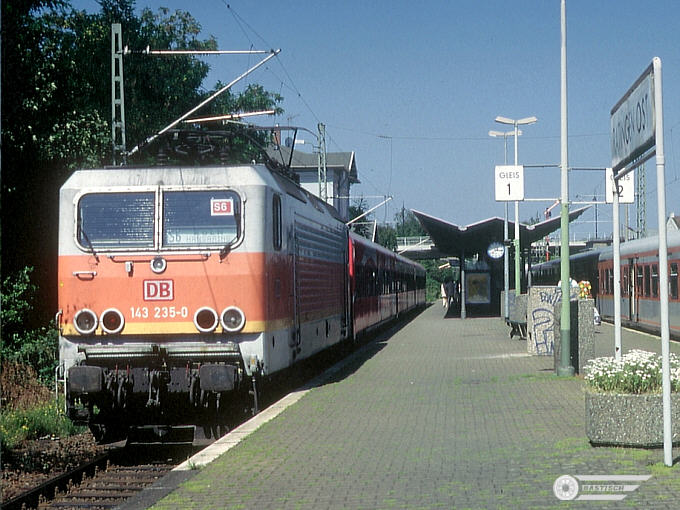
left=605, top=167, right=635, bottom=204
left=494, top=165, right=524, bottom=201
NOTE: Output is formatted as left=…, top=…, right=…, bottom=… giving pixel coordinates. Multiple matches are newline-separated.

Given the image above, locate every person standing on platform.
left=445, top=280, right=455, bottom=309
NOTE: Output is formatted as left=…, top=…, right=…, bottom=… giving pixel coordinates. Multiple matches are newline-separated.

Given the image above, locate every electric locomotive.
left=57, top=158, right=425, bottom=442
left=57, top=163, right=351, bottom=441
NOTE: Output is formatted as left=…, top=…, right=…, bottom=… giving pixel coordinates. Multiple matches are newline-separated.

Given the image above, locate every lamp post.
left=557, top=0, right=574, bottom=377
left=494, top=115, right=538, bottom=296
left=489, top=129, right=522, bottom=321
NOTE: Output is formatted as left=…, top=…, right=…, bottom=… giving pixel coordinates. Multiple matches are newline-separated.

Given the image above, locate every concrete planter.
left=585, top=391, right=680, bottom=446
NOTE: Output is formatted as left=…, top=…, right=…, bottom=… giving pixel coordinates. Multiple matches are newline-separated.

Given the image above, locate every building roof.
left=266, top=146, right=359, bottom=183
left=412, top=206, right=590, bottom=257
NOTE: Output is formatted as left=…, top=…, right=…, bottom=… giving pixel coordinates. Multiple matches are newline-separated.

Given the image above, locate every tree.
left=348, top=197, right=373, bottom=240
left=0, top=267, right=58, bottom=383
left=393, top=206, right=425, bottom=238
left=0, top=0, right=282, bottom=325
left=375, top=223, right=397, bottom=251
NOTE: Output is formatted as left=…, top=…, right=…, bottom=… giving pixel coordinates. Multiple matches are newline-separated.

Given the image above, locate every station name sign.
left=610, top=63, right=655, bottom=172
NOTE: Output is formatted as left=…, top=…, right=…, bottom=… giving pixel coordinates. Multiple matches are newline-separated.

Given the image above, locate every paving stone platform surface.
left=132, top=305, right=680, bottom=509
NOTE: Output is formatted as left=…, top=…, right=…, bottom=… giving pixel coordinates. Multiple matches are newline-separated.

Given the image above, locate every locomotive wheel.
left=89, top=423, right=126, bottom=444
left=116, top=379, right=128, bottom=409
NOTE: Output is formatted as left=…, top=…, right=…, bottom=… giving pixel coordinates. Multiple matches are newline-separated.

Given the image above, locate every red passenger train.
left=597, top=231, right=680, bottom=337
left=57, top=162, right=425, bottom=442
left=531, top=230, right=680, bottom=338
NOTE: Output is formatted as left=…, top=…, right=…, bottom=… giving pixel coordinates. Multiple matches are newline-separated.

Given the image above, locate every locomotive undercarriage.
left=66, top=343, right=252, bottom=443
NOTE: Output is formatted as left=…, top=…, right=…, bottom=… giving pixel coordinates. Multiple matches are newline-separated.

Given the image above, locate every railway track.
left=1, top=445, right=189, bottom=510
left=39, top=462, right=174, bottom=510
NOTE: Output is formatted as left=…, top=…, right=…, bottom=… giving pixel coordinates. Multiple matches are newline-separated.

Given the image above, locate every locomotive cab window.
left=77, top=192, right=155, bottom=249
left=163, top=190, right=241, bottom=248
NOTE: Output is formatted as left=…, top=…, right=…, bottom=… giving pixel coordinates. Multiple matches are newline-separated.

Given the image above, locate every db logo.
left=144, top=280, right=174, bottom=301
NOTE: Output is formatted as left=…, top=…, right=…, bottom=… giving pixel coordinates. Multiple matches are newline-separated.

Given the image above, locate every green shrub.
left=1, top=267, right=58, bottom=384
left=0, top=399, right=79, bottom=451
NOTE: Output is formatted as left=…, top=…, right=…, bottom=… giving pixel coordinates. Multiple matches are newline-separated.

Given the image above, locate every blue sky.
left=74, top=0, right=680, bottom=238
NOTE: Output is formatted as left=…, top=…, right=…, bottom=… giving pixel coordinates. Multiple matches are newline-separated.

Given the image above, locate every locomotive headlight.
left=221, top=306, right=245, bottom=332
left=74, top=309, right=98, bottom=335
left=150, top=256, right=167, bottom=274
left=100, top=308, right=125, bottom=334
left=194, top=307, right=218, bottom=333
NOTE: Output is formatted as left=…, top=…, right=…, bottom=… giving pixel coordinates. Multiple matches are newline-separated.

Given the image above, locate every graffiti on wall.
left=529, top=288, right=563, bottom=355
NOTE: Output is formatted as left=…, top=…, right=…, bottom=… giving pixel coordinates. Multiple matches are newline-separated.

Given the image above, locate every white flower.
left=585, top=350, right=679, bottom=394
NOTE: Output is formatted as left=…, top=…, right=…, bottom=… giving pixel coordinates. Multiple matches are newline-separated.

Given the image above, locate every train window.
left=622, top=269, right=628, bottom=297
left=636, top=266, right=644, bottom=297
left=644, top=265, right=651, bottom=297
left=671, top=263, right=679, bottom=300
left=163, top=190, right=241, bottom=247
left=651, top=265, right=659, bottom=298
left=77, top=192, right=155, bottom=249
left=273, top=194, right=282, bottom=250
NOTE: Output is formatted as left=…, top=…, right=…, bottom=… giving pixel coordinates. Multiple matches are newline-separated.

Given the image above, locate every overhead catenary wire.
left=220, top=2, right=346, bottom=154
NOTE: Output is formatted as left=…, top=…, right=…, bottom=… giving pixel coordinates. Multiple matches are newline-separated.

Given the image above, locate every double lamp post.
left=489, top=115, right=537, bottom=318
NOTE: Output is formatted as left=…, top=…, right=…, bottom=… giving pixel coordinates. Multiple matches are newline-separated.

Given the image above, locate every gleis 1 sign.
left=494, top=165, right=524, bottom=201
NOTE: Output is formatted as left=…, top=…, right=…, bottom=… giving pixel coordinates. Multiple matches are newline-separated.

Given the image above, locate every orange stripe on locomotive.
left=57, top=251, right=297, bottom=335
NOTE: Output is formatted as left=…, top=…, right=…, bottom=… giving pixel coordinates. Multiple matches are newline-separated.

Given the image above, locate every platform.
left=124, top=305, right=680, bottom=509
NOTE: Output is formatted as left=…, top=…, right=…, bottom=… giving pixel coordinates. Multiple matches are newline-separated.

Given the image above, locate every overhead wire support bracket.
left=110, top=22, right=281, bottom=161
left=346, top=196, right=393, bottom=226
left=124, top=48, right=272, bottom=56
left=184, top=110, right=275, bottom=124
left=570, top=167, right=608, bottom=172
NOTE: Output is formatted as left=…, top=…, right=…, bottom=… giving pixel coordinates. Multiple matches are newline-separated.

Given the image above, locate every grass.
left=0, top=397, right=81, bottom=451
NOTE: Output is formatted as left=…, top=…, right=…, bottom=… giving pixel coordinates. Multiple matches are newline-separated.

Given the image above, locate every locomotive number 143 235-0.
left=130, top=306, right=189, bottom=319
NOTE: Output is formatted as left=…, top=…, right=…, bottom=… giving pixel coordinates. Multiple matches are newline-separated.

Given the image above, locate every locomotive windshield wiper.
left=78, top=218, right=100, bottom=263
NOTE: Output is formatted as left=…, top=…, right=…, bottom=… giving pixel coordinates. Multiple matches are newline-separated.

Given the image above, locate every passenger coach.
left=597, top=231, right=680, bottom=337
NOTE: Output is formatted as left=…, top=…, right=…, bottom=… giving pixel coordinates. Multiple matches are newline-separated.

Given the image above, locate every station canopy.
left=411, top=206, right=589, bottom=257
